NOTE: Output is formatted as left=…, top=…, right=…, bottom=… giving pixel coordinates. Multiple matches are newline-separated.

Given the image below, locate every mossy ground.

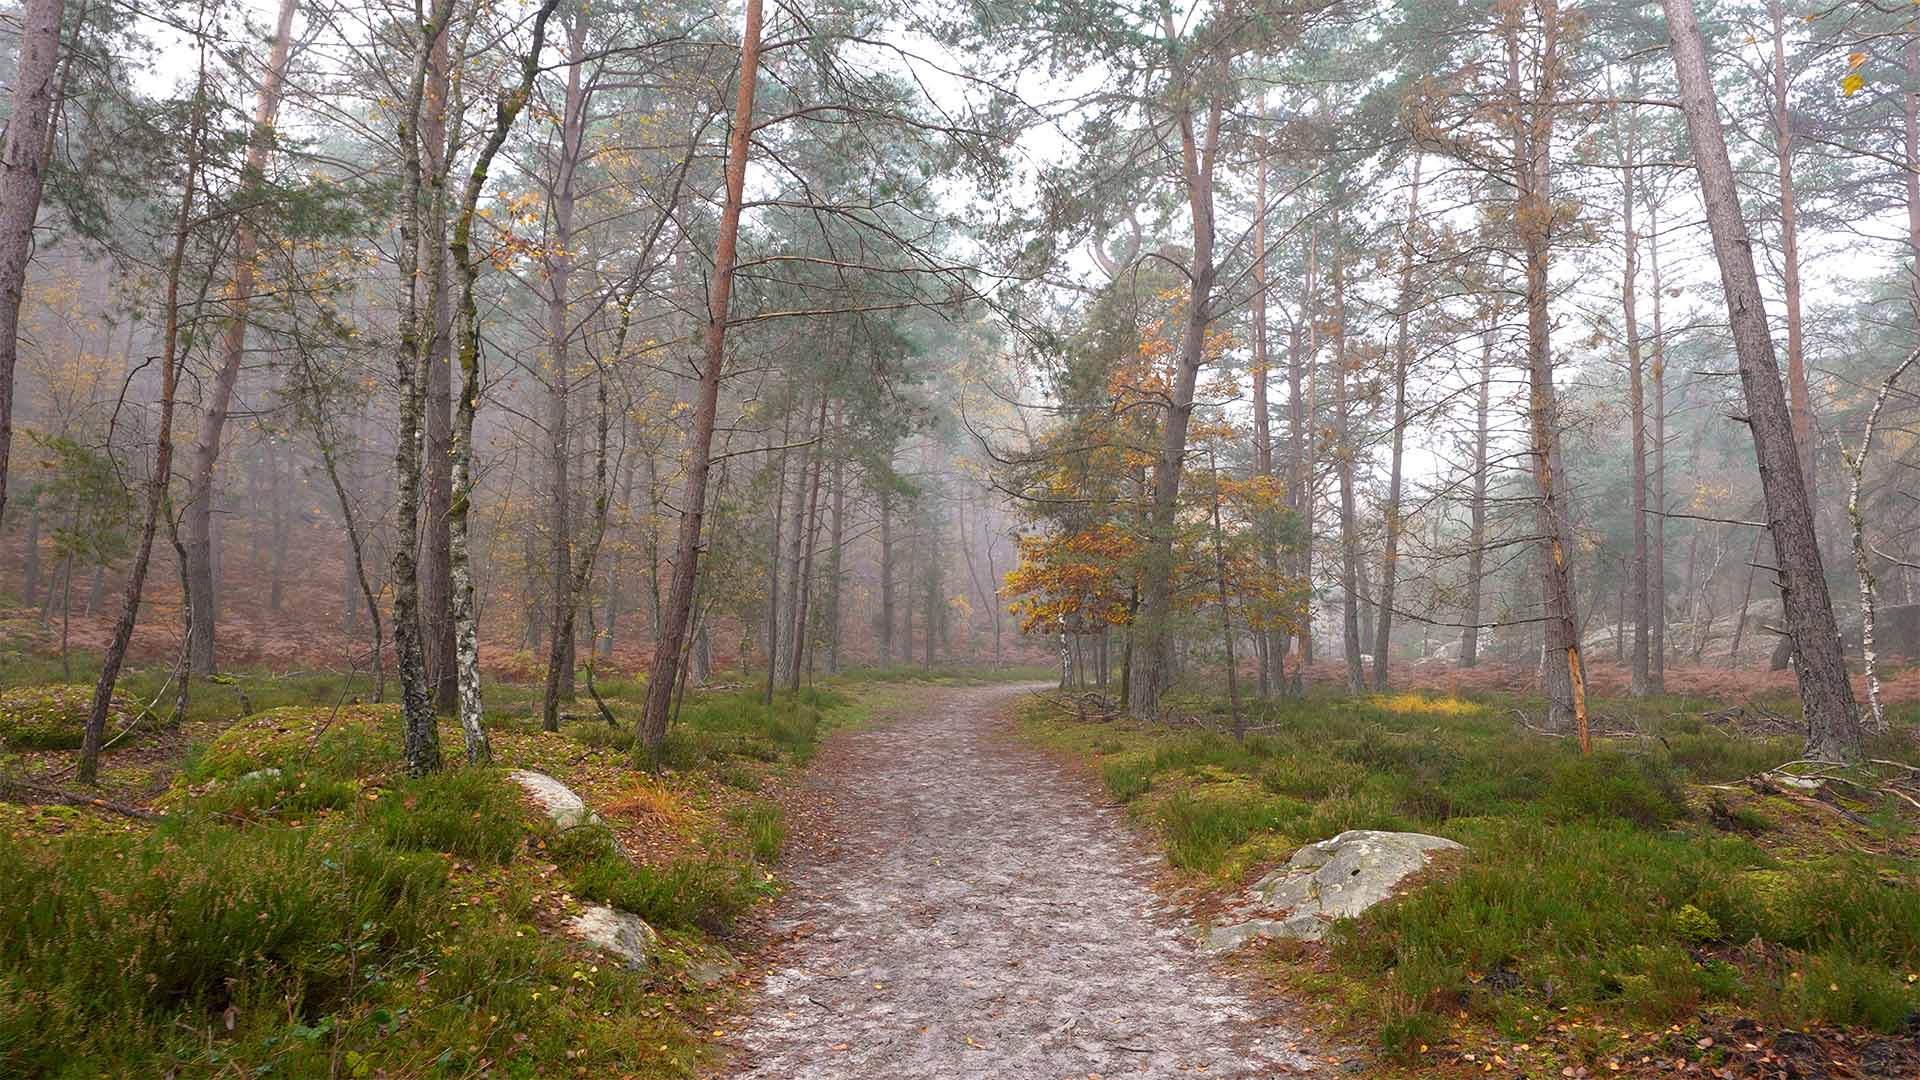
left=0, top=658, right=987, bottom=1080
left=1019, top=683, right=1920, bottom=1077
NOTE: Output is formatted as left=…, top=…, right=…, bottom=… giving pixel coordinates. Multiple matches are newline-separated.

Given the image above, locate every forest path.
left=718, top=682, right=1324, bottom=1078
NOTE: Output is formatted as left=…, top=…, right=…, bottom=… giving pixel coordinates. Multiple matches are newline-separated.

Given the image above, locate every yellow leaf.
left=1843, top=71, right=1865, bottom=97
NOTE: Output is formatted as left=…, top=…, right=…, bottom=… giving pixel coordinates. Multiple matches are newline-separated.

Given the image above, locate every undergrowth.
left=0, top=663, right=865, bottom=1079
left=1020, top=687, right=1920, bottom=1051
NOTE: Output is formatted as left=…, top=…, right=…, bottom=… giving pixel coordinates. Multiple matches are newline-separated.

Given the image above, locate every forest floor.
left=0, top=656, right=1030, bottom=1078
left=717, top=681, right=1342, bottom=1078
left=1017, top=682, right=1920, bottom=1080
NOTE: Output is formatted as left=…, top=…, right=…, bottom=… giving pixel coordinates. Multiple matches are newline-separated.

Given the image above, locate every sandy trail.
left=720, top=683, right=1322, bottom=1078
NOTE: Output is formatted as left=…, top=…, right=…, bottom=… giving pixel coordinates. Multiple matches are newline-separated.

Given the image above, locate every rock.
left=1204, top=914, right=1326, bottom=951
left=567, top=904, right=657, bottom=970
left=1207, top=830, right=1466, bottom=950
left=510, top=769, right=601, bottom=830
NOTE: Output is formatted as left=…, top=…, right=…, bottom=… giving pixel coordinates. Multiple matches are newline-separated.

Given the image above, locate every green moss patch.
left=0, top=684, right=138, bottom=750
left=189, top=703, right=402, bottom=781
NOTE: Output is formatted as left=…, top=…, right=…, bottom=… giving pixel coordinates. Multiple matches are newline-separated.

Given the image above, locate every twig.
left=2, top=778, right=159, bottom=820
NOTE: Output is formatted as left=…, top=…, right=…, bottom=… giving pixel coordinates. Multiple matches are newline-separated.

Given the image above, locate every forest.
left=1, top=0, right=1918, bottom=1077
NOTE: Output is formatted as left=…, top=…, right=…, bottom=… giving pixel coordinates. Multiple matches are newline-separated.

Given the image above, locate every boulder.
left=567, top=904, right=657, bottom=970
left=1206, top=829, right=1465, bottom=950
left=510, top=769, right=601, bottom=830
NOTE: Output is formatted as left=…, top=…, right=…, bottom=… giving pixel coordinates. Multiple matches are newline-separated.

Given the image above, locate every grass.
left=1019, top=685, right=1920, bottom=1054
left=0, top=648, right=877, bottom=1079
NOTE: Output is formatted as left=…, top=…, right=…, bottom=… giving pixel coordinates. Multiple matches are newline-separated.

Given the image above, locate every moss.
left=1671, top=903, right=1723, bottom=944
left=0, top=683, right=138, bottom=750
left=189, top=704, right=402, bottom=781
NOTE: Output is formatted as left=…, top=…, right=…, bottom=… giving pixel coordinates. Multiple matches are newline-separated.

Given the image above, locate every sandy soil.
left=719, top=683, right=1325, bottom=1078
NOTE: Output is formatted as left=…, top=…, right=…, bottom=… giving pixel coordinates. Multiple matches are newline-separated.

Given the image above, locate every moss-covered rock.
left=193, top=704, right=402, bottom=781
left=0, top=684, right=137, bottom=750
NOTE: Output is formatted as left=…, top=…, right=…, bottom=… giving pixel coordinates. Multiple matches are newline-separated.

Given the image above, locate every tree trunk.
left=878, top=479, right=895, bottom=667
left=775, top=401, right=816, bottom=690
left=784, top=394, right=828, bottom=691
left=391, top=0, right=458, bottom=777
left=637, top=0, right=763, bottom=752
left=1617, top=89, right=1651, bottom=697
left=1209, top=447, right=1241, bottom=736
left=1730, top=530, right=1762, bottom=668
left=1768, top=0, right=1812, bottom=674
left=1130, top=56, right=1222, bottom=719
left=1507, top=5, right=1587, bottom=745
left=1461, top=311, right=1495, bottom=668
left=268, top=439, right=290, bottom=612
left=79, top=65, right=200, bottom=783
left=1664, top=0, right=1861, bottom=760
left=1332, top=222, right=1365, bottom=694
left=1251, top=98, right=1276, bottom=698
left=179, top=0, right=299, bottom=673
left=1373, top=155, right=1422, bottom=690
left=0, top=0, right=65, bottom=530
left=421, top=13, right=457, bottom=713
left=1292, top=234, right=1318, bottom=668
left=1907, top=36, right=1920, bottom=299
left=450, top=0, right=559, bottom=760
left=763, top=417, right=791, bottom=705
left=825, top=404, right=846, bottom=673
left=1648, top=196, right=1669, bottom=690
left=303, top=361, right=385, bottom=701
left=22, top=498, right=41, bottom=604
left=1843, top=349, right=1917, bottom=731
left=982, top=510, right=1004, bottom=662
left=541, top=15, right=588, bottom=731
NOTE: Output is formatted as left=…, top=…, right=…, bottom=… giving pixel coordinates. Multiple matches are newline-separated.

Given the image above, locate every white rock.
left=567, top=904, right=657, bottom=970
left=509, top=769, right=601, bottom=830
left=1207, top=830, right=1466, bottom=950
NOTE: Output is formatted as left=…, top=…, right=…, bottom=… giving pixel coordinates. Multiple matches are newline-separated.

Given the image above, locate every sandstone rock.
left=1207, top=830, right=1466, bottom=949
left=510, top=769, right=601, bottom=830
left=567, top=904, right=657, bottom=970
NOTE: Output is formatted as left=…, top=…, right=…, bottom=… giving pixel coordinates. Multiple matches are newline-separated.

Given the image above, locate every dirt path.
left=721, top=683, right=1323, bottom=1078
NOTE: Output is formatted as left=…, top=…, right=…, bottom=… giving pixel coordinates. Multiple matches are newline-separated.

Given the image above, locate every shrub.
left=183, top=766, right=357, bottom=821
left=730, top=801, right=786, bottom=864
left=368, top=768, right=527, bottom=863
left=1670, top=903, right=1723, bottom=944
left=1259, top=753, right=1365, bottom=801
left=545, top=822, right=770, bottom=933
left=1103, top=757, right=1152, bottom=802
left=1540, top=751, right=1688, bottom=828
left=1158, top=791, right=1308, bottom=874
left=0, top=823, right=447, bottom=1075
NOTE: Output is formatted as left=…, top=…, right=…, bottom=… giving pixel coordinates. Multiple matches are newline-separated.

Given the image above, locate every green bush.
left=1102, top=757, right=1152, bottom=802
left=0, top=823, right=447, bottom=1075
left=1540, top=751, right=1689, bottom=827
left=1670, top=903, right=1723, bottom=944
left=1158, top=791, right=1308, bottom=874
left=730, top=801, right=786, bottom=864
left=368, top=768, right=527, bottom=863
left=183, top=766, right=357, bottom=821
left=546, top=822, right=769, bottom=933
